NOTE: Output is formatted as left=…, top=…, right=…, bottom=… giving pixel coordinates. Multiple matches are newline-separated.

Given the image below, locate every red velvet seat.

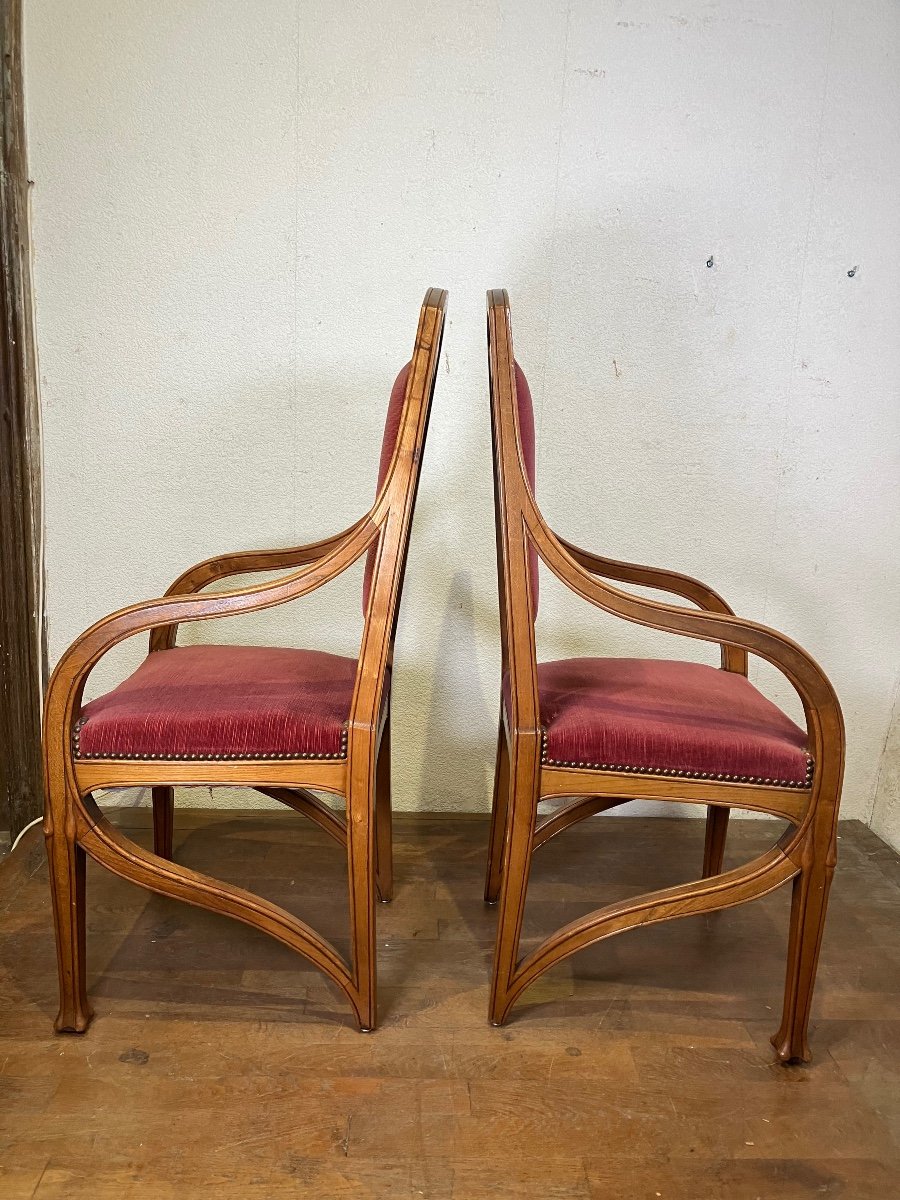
left=74, top=645, right=360, bottom=761
left=529, top=657, right=811, bottom=788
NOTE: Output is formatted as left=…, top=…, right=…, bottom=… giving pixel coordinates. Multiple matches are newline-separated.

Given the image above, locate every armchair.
left=485, top=289, right=843, bottom=1063
left=44, top=288, right=447, bottom=1034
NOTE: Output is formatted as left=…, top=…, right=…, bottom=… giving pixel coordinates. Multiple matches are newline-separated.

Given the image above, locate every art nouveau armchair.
left=484, top=289, right=843, bottom=1063
left=43, top=288, right=447, bottom=1034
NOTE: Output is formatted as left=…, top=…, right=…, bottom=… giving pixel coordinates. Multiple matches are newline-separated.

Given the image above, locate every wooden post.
left=0, top=0, right=44, bottom=844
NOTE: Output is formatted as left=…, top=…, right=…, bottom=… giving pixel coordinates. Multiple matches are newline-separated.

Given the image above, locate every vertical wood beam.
left=0, top=0, right=44, bottom=843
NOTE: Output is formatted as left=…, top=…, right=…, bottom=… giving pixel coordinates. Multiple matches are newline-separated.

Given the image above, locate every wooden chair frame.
left=43, top=288, right=447, bottom=1034
left=484, top=289, right=844, bottom=1063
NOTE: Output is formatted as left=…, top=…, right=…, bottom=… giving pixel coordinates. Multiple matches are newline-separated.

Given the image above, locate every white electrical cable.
left=7, top=791, right=142, bottom=855
left=10, top=815, right=42, bottom=854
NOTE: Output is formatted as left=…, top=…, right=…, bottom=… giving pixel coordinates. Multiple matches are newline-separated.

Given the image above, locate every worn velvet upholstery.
left=362, top=362, right=411, bottom=613
left=75, top=645, right=361, bottom=760
left=508, top=657, right=810, bottom=786
left=513, top=361, right=539, bottom=611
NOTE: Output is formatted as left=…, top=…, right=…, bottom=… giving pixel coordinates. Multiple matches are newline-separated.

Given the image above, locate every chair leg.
left=771, top=811, right=838, bottom=1064
left=489, top=741, right=539, bottom=1025
left=702, top=804, right=729, bottom=878
left=484, top=716, right=510, bottom=903
left=151, top=786, right=175, bottom=861
left=375, top=719, right=393, bottom=903
left=347, top=771, right=378, bottom=1032
left=44, top=776, right=93, bottom=1034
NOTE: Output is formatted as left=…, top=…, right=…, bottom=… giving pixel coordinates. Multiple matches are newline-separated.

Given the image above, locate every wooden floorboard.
left=1, top=810, right=899, bottom=1198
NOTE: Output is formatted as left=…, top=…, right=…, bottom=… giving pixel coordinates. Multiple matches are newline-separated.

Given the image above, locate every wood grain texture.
left=42, top=290, right=447, bottom=1033
left=485, top=290, right=845, bottom=1061
left=0, top=0, right=44, bottom=843
left=2, top=812, right=899, bottom=1198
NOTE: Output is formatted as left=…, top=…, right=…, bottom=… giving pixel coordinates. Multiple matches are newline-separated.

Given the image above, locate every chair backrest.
left=487, top=289, right=541, bottom=729
left=355, top=289, right=446, bottom=711
left=361, top=361, right=412, bottom=614
left=512, top=360, right=538, bottom=612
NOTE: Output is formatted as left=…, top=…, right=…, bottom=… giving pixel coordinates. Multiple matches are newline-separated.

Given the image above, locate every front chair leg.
left=701, top=804, right=729, bottom=878
left=151, top=786, right=175, bottom=861
left=374, top=718, right=393, bottom=903
left=44, top=776, right=93, bottom=1034
left=772, top=811, right=838, bottom=1064
left=484, top=715, right=510, bottom=903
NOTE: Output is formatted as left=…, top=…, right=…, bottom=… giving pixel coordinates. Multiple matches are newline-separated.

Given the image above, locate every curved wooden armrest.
left=529, top=507, right=843, bottom=783
left=163, top=517, right=370, bottom=596
left=149, top=516, right=369, bottom=652
left=557, top=536, right=746, bottom=674
left=46, top=517, right=379, bottom=743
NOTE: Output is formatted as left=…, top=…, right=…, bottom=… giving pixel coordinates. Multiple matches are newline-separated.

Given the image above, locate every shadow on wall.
left=394, top=569, right=495, bottom=814
left=514, top=214, right=846, bottom=729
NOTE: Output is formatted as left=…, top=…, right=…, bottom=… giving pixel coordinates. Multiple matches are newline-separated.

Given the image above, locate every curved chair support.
left=257, top=786, right=348, bottom=848
left=533, top=795, right=631, bottom=849
left=256, top=771, right=395, bottom=907
left=493, top=841, right=799, bottom=1025
left=73, top=792, right=365, bottom=1023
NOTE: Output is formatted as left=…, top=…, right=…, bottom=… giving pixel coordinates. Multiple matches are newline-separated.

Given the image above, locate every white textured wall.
left=26, top=2, right=900, bottom=825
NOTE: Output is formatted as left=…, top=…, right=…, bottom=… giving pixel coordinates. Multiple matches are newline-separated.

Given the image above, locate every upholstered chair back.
left=361, top=362, right=411, bottom=613
left=513, top=361, right=538, bottom=613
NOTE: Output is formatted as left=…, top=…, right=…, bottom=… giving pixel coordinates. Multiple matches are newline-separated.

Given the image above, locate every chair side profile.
left=43, top=287, right=447, bottom=1034
left=485, top=288, right=844, bottom=1063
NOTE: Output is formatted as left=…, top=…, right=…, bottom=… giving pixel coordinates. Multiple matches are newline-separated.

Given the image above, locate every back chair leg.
left=151, top=786, right=175, bottom=860
left=489, top=746, right=539, bottom=1025
left=375, top=719, right=393, bottom=903
left=484, top=716, right=510, bottom=903
left=772, top=806, right=839, bottom=1063
left=701, top=804, right=729, bottom=878
left=45, top=777, right=93, bottom=1034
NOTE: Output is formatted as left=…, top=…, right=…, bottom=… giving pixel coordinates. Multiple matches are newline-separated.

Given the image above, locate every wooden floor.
left=2, top=809, right=899, bottom=1198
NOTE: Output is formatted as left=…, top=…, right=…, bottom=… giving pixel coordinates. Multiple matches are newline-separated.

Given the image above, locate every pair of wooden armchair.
left=44, top=289, right=843, bottom=1062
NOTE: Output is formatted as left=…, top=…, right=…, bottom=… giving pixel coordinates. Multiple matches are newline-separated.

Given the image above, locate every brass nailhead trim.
left=541, top=731, right=814, bottom=791
left=72, top=719, right=349, bottom=763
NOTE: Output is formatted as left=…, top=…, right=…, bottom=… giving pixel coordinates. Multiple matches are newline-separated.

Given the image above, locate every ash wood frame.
left=43, top=288, right=447, bottom=1034
left=484, top=289, right=844, bottom=1063
left=0, top=0, right=45, bottom=843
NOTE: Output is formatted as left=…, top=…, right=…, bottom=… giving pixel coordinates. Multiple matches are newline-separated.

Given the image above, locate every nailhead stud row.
left=541, top=732, right=814, bottom=791
left=72, top=720, right=349, bottom=763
